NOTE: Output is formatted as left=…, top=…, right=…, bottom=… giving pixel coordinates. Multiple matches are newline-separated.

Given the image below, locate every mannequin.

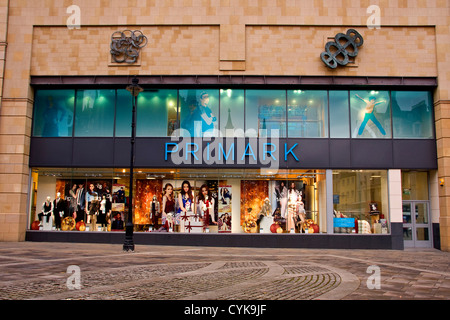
left=98, top=195, right=111, bottom=231
left=162, top=183, right=175, bottom=232
left=75, top=183, right=85, bottom=222
left=53, top=192, right=66, bottom=230
left=85, top=183, right=98, bottom=227
left=259, top=197, right=272, bottom=217
left=68, top=184, right=78, bottom=220
left=38, top=196, right=53, bottom=225
left=258, top=198, right=273, bottom=233
left=296, top=199, right=306, bottom=233
left=150, top=195, right=160, bottom=229
left=197, top=184, right=217, bottom=231
left=287, top=182, right=301, bottom=232
left=275, top=181, right=288, bottom=218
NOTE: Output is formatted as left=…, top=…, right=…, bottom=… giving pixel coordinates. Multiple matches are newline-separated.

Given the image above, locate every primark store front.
left=26, top=76, right=439, bottom=250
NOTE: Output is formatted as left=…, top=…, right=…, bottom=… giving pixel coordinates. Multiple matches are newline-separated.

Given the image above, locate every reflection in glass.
left=220, top=89, right=245, bottom=137
left=179, top=89, right=219, bottom=137
left=415, top=203, right=428, bottom=224
left=350, top=90, right=391, bottom=138
left=329, top=90, right=349, bottom=138
left=287, top=90, right=328, bottom=138
left=392, top=91, right=433, bottom=139
left=246, top=90, right=286, bottom=137
left=416, top=227, right=429, bottom=241
left=402, top=171, right=429, bottom=200
left=75, top=89, right=115, bottom=137
left=403, top=227, right=413, bottom=240
left=136, top=89, right=178, bottom=137
left=402, top=203, right=411, bottom=223
left=32, top=90, right=75, bottom=137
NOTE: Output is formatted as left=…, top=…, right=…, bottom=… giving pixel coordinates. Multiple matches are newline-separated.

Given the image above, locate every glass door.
left=403, top=201, right=432, bottom=248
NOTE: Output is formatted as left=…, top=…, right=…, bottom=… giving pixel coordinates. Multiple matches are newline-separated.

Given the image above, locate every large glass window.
left=392, top=91, right=433, bottom=139
left=287, top=90, right=328, bottom=138
left=246, top=90, right=286, bottom=137
left=329, top=90, right=350, bottom=138
left=332, top=170, right=389, bottom=234
left=179, top=89, right=219, bottom=137
left=220, top=89, right=245, bottom=137
left=136, top=89, right=178, bottom=137
left=74, top=89, right=116, bottom=137
left=32, top=88, right=434, bottom=139
left=350, top=90, right=391, bottom=138
left=115, top=90, right=132, bottom=137
left=32, top=90, right=75, bottom=137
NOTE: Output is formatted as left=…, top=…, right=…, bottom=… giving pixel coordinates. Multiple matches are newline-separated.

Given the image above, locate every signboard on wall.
left=218, top=183, right=232, bottom=233
left=333, top=217, right=355, bottom=228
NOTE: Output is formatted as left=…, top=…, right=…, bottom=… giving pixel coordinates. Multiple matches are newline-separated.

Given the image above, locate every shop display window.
left=32, top=89, right=75, bottom=137
left=219, top=89, right=245, bottom=137
left=74, top=89, right=116, bottom=137
left=350, top=90, right=391, bottom=138
left=245, top=90, right=286, bottom=137
left=287, top=90, right=328, bottom=138
left=329, top=90, right=350, bottom=138
left=392, top=91, right=434, bottom=139
left=332, top=170, right=389, bottom=234
left=29, top=168, right=326, bottom=235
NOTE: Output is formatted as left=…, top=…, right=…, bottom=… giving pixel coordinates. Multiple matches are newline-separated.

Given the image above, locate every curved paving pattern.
left=0, top=243, right=449, bottom=300
left=0, top=260, right=358, bottom=300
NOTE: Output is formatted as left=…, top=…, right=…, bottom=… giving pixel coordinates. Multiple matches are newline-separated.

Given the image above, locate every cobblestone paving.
left=0, top=242, right=449, bottom=301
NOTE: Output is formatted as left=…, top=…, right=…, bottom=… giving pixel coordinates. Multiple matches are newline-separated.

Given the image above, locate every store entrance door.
left=402, top=201, right=432, bottom=248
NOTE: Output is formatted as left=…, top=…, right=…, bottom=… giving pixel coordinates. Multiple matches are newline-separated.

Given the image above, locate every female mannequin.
left=150, top=195, right=160, bottom=229
left=85, top=183, right=98, bottom=225
left=68, top=184, right=78, bottom=220
left=287, top=182, right=300, bottom=232
left=98, top=195, right=111, bottom=231
left=275, top=181, right=288, bottom=218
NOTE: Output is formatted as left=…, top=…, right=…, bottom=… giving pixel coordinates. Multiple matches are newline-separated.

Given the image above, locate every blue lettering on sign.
left=284, top=143, right=299, bottom=161
left=218, top=142, right=234, bottom=161
left=241, top=142, right=256, bottom=161
left=263, top=143, right=276, bottom=161
left=165, top=143, right=178, bottom=160
left=165, top=141, right=299, bottom=163
left=186, top=143, right=199, bottom=161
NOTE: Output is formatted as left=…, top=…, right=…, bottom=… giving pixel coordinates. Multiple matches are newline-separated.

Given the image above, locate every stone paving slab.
left=0, top=242, right=449, bottom=304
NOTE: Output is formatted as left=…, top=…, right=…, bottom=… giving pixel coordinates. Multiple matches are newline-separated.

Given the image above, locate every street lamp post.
left=123, top=76, right=143, bottom=252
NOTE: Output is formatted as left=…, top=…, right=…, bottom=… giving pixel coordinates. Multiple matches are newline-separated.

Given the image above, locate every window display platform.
left=26, top=223, right=403, bottom=249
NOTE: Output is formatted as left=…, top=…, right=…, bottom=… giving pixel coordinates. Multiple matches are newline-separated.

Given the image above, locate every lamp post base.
left=123, top=222, right=135, bottom=252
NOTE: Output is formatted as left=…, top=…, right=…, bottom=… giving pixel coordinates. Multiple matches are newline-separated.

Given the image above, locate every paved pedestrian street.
left=0, top=242, right=448, bottom=316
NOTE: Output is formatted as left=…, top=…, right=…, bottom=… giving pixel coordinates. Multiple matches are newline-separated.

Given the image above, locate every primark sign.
left=164, top=128, right=299, bottom=172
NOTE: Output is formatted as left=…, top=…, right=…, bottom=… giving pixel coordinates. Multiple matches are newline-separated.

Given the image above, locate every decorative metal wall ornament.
left=320, top=29, right=364, bottom=69
left=110, top=30, right=148, bottom=64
